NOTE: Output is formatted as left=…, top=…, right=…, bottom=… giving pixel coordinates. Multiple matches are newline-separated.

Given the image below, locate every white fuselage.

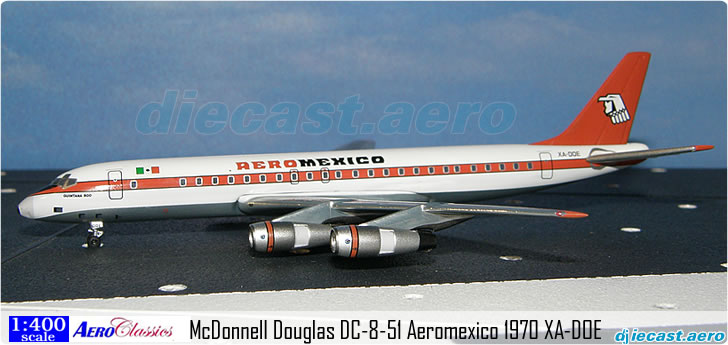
left=18, top=143, right=647, bottom=222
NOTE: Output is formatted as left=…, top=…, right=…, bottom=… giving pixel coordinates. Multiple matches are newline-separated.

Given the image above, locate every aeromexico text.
left=236, top=156, right=384, bottom=170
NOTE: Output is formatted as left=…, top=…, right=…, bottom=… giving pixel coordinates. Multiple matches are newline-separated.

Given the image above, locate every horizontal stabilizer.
left=587, top=145, right=713, bottom=165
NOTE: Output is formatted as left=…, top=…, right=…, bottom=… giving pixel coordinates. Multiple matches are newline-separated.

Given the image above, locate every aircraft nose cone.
left=18, top=197, right=34, bottom=219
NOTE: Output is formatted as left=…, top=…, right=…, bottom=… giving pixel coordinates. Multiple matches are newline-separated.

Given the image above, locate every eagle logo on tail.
left=598, top=94, right=630, bottom=125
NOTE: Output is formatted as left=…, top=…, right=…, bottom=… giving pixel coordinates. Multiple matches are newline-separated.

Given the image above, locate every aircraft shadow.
left=436, top=235, right=581, bottom=263
left=330, top=253, right=435, bottom=269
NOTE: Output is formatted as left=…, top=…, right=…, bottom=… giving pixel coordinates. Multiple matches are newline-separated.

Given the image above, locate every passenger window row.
left=164, top=162, right=536, bottom=187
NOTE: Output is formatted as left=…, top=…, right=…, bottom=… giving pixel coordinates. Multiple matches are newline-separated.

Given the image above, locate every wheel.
left=87, top=235, right=101, bottom=248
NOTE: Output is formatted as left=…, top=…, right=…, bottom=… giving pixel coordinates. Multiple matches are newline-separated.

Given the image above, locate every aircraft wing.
left=240, top=195, right=587, bottom=230
left=242, top=195, right=587, bottom=257
left=587, top=145, right=713, bottom=165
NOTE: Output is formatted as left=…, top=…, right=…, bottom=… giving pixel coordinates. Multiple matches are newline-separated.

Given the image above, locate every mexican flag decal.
left=136, top=166, right=160, bottom=175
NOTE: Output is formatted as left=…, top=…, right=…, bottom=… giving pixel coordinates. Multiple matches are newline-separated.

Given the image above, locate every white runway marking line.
left=650, top=168, right=668, bottom=173
left=721, top=263, right=727, bottom=268
left=654, top=303, right=677, bottom=310
left=159, top=284, right=188, bottom=292
left=404, top=294, right=424, bottom=300
left=499, top=255, right=522, bottom=261
left=620, top=227, right=642, bottom=233
left=678, top=204, right=697, bottom=209
left=1, top=188, right=16, bottom=193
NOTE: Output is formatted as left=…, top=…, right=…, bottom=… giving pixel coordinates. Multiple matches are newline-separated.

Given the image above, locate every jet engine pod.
left=248, top=221, right=332, bottom=253
left=330, top=225, right=436, bottom=258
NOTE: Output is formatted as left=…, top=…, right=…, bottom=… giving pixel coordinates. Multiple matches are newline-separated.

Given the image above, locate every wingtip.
left=556, top=210, right=589, bottom=218
left=693, top=145, right=714, bottom=152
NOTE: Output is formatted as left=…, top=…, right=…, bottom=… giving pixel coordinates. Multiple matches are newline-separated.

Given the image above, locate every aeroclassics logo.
left=73, top=317, right=173, bottom=338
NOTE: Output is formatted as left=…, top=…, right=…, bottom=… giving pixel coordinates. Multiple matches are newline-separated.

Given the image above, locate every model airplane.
left=18, top=52, right=712, bottom=257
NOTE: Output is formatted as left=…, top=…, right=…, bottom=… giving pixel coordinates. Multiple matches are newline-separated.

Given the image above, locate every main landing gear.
left=85, top=221, right=104, bottom=248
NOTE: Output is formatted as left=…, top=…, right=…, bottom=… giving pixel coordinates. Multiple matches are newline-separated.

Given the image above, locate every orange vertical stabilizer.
left=533, top=52, right=651, bottom=145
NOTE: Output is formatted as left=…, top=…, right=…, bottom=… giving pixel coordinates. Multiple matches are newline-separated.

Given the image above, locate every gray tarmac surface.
left=1, top=169, right=725, bottom=302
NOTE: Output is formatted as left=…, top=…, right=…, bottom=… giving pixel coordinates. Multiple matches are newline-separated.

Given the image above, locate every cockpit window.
left=56, top=174, right=78, bottom=189
left=36, top=174, right=77, bottom=193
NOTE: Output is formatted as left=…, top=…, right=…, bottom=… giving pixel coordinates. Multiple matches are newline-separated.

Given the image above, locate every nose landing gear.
left=84, top=221, right=104, bottom=248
